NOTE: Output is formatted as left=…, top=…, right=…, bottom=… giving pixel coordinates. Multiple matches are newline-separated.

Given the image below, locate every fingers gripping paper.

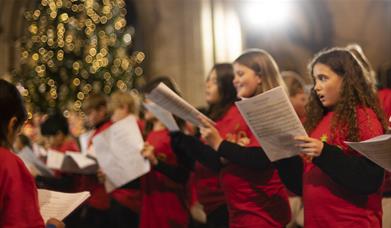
left=146, top=82, right=214, bottom=127
left=235, top=86, right=307, bottom=161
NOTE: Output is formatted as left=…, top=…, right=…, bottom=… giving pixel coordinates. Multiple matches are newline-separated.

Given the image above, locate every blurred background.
left=0, top=0, right=390, bottom=109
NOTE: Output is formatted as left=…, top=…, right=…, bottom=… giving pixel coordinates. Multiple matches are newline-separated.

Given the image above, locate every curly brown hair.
left=304, top=47, right=387, bottom=142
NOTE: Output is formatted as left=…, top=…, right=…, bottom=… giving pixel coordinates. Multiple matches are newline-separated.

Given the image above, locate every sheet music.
left=146, top=82, right=214, bottom=127
left=46, top=150, right=97, bottom=174
left=104, top=177, right=117, bottom=193
left=17, top=147, right=54, bottom=177
left=66, top=151, right=97, bottom=169
left=93, top=115, right=150, bottom=192
left=235, top=86, right=307, bottom=161
left=46, top=150, right=65, bottom=170
left=86, top=145, right=97, bottom=159
left=61, top=152, right=98, bottom=174
left=345, top=134, right=391, bottom=172
left=32, top=143, right=48, bottom=157
left=143, top=102, right=180, bottom=131
left=38, top=189, right=90, bottom=222
left=79, top=131, right=93, bottom=156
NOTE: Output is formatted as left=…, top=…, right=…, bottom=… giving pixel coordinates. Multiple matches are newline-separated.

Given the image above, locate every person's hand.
left=190, top=202, right=207, bottom=224
left=294, top=136, right=324, bottom=157
left=198, top=115, right=222, bottom=151
left=141, top=142, right=158, bottom=165
left=46, top=218, right=65, bottom=228
left=97, top=168, right=106, bottom=183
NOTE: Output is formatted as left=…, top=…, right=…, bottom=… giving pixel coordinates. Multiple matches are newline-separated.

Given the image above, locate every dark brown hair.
left=41, top=113, right=69, bottom=136
left=207, top=63, right=238, bottom=120
left=141, top=76, right=182, bottom=96
left=141, top=76, right=184, bottom=135
left=0, top=79, right=28, bottom=148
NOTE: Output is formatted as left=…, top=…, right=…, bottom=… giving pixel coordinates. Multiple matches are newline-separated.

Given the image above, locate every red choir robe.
left=140, top=129, right=188, bottom=228
left=77, top=121, right=112, bottom=210
left=51, top=139, right=79, bottom=153
left=217, top=105, right=291, bottom=228
left=378, top=88, right=391, bottom=121
left=191, top=161, right=226, bottom=215
left=110, top=118, right=144, bottom=213
left=48, top=139, right=80, bottom=192
left=378, top=89, right=391, bottom=193
left=303, top=107, right=384, bottom=227
left=0, top=147, right=45, bottom=228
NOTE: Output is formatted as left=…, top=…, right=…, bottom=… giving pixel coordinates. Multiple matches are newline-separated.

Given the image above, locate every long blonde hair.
left=109, top=90, right=140, bottom=116
left=234, top=49, right=286, bottom=96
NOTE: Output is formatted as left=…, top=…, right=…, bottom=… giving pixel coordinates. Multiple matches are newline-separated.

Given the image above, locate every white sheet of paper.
left=45, top=149, right=98, bottom=174
left=46, top=150, right=65, bottom=170
left=58, top=152, right=98, bottom=174
left=93, top=115, right=150, bottom=192
left=79, top=131, right=93, bottom=156
left=32, top=143, right=48, bottom=157
left=235, top=86, right=308, bottom=161
left=66, top=151, right=97, bottom=169
left=17, top=147, right=54, bottom=177
left=104, top=177, right=117, bottom=193
left=146, top=82, right=214, bottom=127
left=86, top=145, right=97, bottom=159
left=143, top=102, right=180, bottom=131
left=345, top=134, right=391, bottom=172
left=38, top=189, right=90, bottom=222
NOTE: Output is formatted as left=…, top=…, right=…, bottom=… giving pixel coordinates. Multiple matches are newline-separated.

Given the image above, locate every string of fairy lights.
left=17, top=0, right=144, bottom=117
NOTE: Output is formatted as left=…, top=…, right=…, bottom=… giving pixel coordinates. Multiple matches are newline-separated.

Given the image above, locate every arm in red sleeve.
left=0, top=150, right=45, bottom=228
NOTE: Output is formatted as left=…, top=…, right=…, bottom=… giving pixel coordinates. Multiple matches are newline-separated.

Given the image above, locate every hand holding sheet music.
left=345, top=134, right=391, bottom=172
left=146, top=82, right=214, bottom=127
left=143, top=102, right=179, bottom=131
left=235, top=86, right=307, bottom=161
left=93, top=115, right=150, bottom=192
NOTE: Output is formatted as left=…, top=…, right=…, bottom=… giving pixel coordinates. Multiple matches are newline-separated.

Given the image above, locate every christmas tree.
left=16, top=0, right=144, bottom=115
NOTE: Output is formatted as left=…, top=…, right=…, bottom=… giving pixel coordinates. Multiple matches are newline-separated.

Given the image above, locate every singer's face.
left=233, top=63, right=262, bottom=98
left=290, top=91, right=308, bottom=119
left=205, top=70, right=221, bottom=105
left=111, top=106, right=129, bottom=122
left=313, top=63, right=343, bottom=109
